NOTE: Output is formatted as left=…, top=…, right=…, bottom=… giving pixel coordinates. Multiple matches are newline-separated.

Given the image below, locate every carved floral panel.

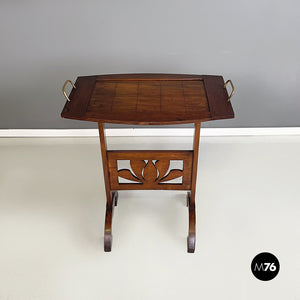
left=117, top=160, right=183, bottom=184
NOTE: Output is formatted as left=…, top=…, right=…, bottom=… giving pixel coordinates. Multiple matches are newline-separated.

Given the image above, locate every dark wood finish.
left=187, top=122, right=201, bottom=253
left=86, top=79, right=209, bottom=124
left=190, top=123, right=201, bottom=204
left=118, top=160, right=184, bottom=185
left=107, top=150, right=192, bottom=190
left=187, top=192, right=195, bottom=252
left=61, top=73, right=234, bottom=125
left=98, top=123, right=116, bottom=252
left=104, top=191, right=118, bottom=252
left=155, top=160, right=170, bottom=181
left=98, top=123, right=111, bottom=207
left=131, top=160, right=147, bottom=180
left=159, top=169, right=183, bottom=183
left=96, top=73, right=204, bottom=80
left=61, top=74, right=235, bottom=253
left=118, top=169, right=141, bottom=182
left=202, top=75, right=234, bottom=120
left=62, top=76, right=96, bottom=118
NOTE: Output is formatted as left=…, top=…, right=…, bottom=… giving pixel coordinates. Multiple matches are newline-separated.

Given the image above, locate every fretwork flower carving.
left=118, top=160, right=183, bottom=184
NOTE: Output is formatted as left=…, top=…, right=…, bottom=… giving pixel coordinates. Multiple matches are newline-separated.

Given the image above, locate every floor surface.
left=0, top=136, right=299, bottom=300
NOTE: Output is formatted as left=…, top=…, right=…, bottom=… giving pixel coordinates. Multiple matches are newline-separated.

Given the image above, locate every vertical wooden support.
left=187, top=122, right=201, bottom=253
left=98, top=122, right=117, bottom=251
left=99, top=121, right=200, bottom=253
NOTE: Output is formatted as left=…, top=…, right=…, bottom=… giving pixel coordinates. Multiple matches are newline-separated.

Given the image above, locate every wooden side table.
left=61, top=74, right=235, bottom=253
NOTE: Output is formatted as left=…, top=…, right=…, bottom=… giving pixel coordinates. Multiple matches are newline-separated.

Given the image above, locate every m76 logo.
left=254, top=262, right=277, bottom=272
left=251, top=252, right=280, bottom=281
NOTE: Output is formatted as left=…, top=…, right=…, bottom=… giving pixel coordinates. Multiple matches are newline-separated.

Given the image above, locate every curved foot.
left=104, top=192, right=118, bottom=252
left=187, top=192, right=196, bottom=253
left=187, top=234, right=195, bottom=253
left=104, top=233, right=112, bottom=252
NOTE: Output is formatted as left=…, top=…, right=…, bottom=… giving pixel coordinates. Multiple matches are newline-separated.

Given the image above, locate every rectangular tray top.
left=61, top=74, right=234, bottom=125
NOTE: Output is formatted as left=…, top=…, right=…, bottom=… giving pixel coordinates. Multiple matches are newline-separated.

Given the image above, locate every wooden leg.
left=187, top=122, right=201, bottom=253
left=187, top=192, right=196, bottom=253
left=104, top=191, right=118, bottom=252
left=98, top=122, right=117, bottom=252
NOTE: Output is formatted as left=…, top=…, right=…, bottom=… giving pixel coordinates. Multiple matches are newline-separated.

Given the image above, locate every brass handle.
left=62, top=80, right=76, bottom=102
left=224, top=79, right=235, bottom=102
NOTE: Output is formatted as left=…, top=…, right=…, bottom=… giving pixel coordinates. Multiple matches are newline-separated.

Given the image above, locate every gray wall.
left=1, top=0, right=299, bottom=129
